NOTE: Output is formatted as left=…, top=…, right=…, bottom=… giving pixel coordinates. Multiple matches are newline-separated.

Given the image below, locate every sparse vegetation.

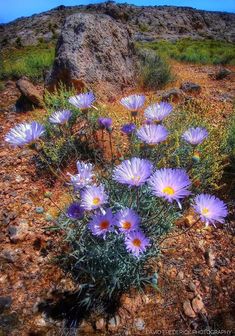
left=0, top=43, right=55, bottom=81
left=138, top=39, right=235, bottom=65
left=137, top=49, right=173, bottom=89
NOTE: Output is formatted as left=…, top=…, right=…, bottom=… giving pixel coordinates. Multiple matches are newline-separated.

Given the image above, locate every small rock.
left=79, top=320, right=94, bottom=333
left=15, top=175, right=24, bottom=183
left=204, top=248, right=216, bottom=268
left=134, top=318, right=145, bottom=331
left=180, top=82, right=201, bottom=94
left=177, top=271, right=184, bottom=280
left=161, top=88, right=183, bottom=102
left=188, top=281, right=197, bottom=293
left=0, top=297, right=12, bottom=314
left=184, top=214, right=195, bottom=227
left=16, top=78, right=44, bottom=107
left=192, top=296, right=205, bottom=314
left=95, top=318, right=105, bottom=331
left=108, top=315, right=120, bottom=332
left=183, top=300, right=196, bottom=318
left=45, top=213, right=54, bottom=222
left=215, top=68, right=231, bottom=80
left=0, top=250, right=16, bottom=263
left=35, top=207, right=44, bottom=214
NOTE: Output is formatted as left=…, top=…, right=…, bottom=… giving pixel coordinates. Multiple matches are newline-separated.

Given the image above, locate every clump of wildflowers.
left=5, top=121, right=45, bottom=147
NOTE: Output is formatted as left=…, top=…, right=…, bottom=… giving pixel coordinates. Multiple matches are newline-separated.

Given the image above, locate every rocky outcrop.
left=46, top=13, right=137, bottom=94
left=1, top=3, right=235, bottom=48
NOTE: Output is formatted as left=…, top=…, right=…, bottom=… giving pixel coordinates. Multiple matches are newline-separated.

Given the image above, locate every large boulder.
left=46, top=13, right=137, bottom=95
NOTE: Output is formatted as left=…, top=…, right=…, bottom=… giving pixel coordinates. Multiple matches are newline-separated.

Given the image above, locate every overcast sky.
left=1, top=0, right=235, bottom=24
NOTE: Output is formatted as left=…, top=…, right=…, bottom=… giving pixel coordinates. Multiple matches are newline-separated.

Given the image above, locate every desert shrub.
left=0, top=43, right=55, bottom=81
left=5, top=92, right=230, bottom=325
left=139, top=23, right=149, bottom=32
left=137, top=49, right=173, bottom=89
left=15, top=37, right=22, bottom=48
left=137, top=38, right=235, bottom=65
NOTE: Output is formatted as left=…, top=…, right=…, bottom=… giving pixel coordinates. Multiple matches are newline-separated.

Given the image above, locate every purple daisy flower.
left=98, top=117, right=112, bottom=130
left=124, top=231, right=150, bottom=258
left=144, top=102, right=173, bottom=122
left=68, top=161, right=93, bottom=190
left=115, top=208, right=140, bottom=233
left=121, top=123, right=136, bottom=135
left=66, top=202, right=84, bottom=220
left=88, top=209, right=114, bottom=238
left=5, top=121, right=45, bottom=147
left=81, top=185, right=108, bottom=211
left=193, top=194, right=228, bottom=226
left=68, top=92, right=95, bottom=109
left=49, top=110, right=72, bottom=124
left=182, top=127, right=208, bottom=145
left=148, top=168, right=191, bottom=208
left=136, top=124, right=169, bottom=145
left=113, top=157, right=153, bottom=187
left=120, top=94, right=146, bottom=111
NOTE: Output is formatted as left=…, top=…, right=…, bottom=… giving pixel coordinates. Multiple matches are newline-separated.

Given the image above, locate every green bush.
left=137, top=38, right=235, bottom=65
left=137, top=49, right=173, bottom=89
left=0, top=43, right=55, bottom=81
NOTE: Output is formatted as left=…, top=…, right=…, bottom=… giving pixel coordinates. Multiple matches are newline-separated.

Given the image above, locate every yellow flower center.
left=93, top=197, right=101, bottom=205
left=122, top=221, right=132, bottom=230
left=163, top=186, right=175, bottom=196
left=131, top=175, right=140, bottom=184
left=202, top=207, right=209, bottom=215
left=100, top=220, right=109, bottom=230
left=133, top=238, right=141, bottom=247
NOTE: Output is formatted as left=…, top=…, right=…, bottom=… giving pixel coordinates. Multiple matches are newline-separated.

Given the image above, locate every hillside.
left=0, top=2, right=235, bottom=48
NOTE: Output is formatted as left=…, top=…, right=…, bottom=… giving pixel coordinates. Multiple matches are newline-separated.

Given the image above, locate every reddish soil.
left=0, top=62, right=234, bottom=335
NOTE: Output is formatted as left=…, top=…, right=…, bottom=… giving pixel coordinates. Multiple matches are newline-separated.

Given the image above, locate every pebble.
left=134, top=317, right=145, bottom=331
left=95, top=317, right=105, bottom=331
left=183, top=300, right=196, bottom=318
left=35, top=207, right=44, bottom=214
left=0, top=296, right=12, bottom=314
left=108, top=315, right=120, bottom=331
left=192, top=296, right=205, bottom=314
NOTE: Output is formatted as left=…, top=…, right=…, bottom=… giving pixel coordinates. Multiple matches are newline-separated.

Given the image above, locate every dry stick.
left=158, top=217, right=201, bottom=246
left=48, top=196, right=67, bottom=216
left=108, top=132, right=114, bottom=163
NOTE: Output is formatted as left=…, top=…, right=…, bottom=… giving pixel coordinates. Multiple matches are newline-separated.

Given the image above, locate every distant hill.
left=0, top=2, right=235, bottom=48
